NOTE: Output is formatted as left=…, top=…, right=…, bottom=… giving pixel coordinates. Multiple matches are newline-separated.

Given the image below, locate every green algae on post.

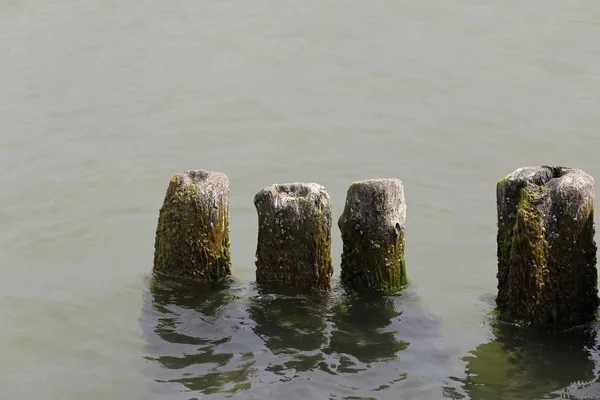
left=338, top=178, right=408, bottom=294
left=153, top=169, right=231, bottom=286
left=254, top=183, right=333, bottom=293
left=496, top=165, right=597, bottom=326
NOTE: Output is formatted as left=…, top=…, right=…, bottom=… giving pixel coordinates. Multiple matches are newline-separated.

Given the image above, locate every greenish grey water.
left=1, top=1, right=600, bottom=399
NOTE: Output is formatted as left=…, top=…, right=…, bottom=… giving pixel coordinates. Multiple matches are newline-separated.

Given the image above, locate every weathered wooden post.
left=496, top=165, right=598, bottom=325
left=338, top=179, right=407, bottom=293
left=153, top=169, right=231, bottom=285
left=254, top=183, right=333, bottom=293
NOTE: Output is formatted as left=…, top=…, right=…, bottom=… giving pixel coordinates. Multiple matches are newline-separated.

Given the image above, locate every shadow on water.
left=247, top=292, right=329, bottom=379
left=324, top=292, right=409, bottom=373
left=245, top=288, right=411, bottom=379
left=450, top=316, right=600, bottom=400
left=140, top=279, right=260, bottom=398
left=245, top=285, right=419, bottom=398
left=140, top=277, right=441, bottom=398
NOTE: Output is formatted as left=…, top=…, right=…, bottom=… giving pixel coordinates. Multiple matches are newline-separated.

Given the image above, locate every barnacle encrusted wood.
left=254, top=183, right=333, bottom=293
left=496, top=165, right=597, bottom=325
left=153, top=169, right=231, bottom=284
left=338, top=179, right=407, bottom=293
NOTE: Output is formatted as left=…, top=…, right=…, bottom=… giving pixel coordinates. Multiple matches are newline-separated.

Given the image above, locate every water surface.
left=2, top=0, right=600, bottom=398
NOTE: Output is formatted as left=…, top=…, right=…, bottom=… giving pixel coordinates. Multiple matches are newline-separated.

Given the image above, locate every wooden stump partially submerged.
left=338, top=179, right=407, bottom=293
left=496, top=165, right=598, bottom=325
left=153, top=169, right=231, bottom=285
left=254, top=183, right=333, bottom=293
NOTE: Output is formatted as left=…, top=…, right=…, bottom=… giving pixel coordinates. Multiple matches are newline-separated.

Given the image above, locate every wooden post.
left=496, top=165, right=597, bottom=325
left=338, top=179, right=407, bottom=293
left=254, top=183, right=333, bottom=293
left=153, top=170, right=231, bottom=285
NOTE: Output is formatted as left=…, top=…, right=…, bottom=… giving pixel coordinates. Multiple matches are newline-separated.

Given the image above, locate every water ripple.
left=140, top=280, right=440, bottom=398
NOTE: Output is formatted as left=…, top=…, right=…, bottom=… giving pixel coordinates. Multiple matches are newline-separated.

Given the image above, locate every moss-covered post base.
left=496, top=165, right=598, bottom=326
left=338, top=178, right=407, bottom=293
left=153, top=169, right=231, bottom=285
left=254, top=183, right=333, bottom=293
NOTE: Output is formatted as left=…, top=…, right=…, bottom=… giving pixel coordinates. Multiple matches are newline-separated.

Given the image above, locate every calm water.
left=2, top=1, right=600, bottom=399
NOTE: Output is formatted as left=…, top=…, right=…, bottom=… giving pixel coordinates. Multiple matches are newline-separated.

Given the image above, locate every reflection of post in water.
left=459, top=320, right=597, bottom=400
left=247, top=294, right=328, bottom=375
left=141, top=281, right=257, bottom=397
left=325, top=293, right=408, bottom=373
